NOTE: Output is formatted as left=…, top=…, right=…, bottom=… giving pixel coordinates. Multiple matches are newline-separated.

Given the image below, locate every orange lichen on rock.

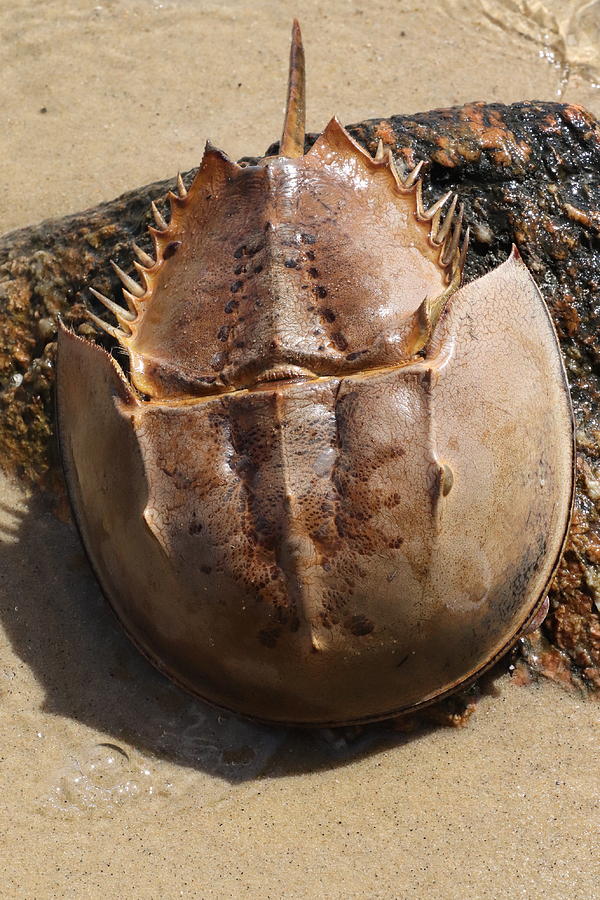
left=373, top=119, right=397, bottom=147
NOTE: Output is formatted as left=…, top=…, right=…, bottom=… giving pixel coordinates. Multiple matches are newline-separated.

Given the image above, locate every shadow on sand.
left=0, top=485, right=472, bottom=785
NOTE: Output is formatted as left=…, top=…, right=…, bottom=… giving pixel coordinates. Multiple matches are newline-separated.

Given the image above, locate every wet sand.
left=1, top=1, right=600, bottom=897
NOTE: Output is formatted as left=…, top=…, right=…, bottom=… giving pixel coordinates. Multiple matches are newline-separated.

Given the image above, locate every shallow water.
left=1, top=1, right=599, bottom=896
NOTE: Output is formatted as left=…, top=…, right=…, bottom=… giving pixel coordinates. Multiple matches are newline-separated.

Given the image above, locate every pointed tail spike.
left=279, top=20, right=306, bottom=158
left=374, top=139, right=385, bottom=162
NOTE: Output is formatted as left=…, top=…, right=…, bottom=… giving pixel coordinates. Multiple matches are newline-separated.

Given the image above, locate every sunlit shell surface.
left=57, top=28, right=574, bottom=726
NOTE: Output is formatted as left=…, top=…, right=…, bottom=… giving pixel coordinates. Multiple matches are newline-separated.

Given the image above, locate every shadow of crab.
left=0, top=486, right=493, bottom=782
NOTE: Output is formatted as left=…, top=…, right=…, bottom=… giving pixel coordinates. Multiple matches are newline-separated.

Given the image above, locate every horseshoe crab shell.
left=56, top=23, right=574, bottom=726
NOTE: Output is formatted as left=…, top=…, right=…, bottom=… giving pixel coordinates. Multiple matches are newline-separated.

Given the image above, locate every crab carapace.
left=57, top=22, right=574, bottom=726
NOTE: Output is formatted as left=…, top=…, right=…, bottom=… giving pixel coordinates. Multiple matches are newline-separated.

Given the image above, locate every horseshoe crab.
left=56, top=23, right=574, bottom=726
